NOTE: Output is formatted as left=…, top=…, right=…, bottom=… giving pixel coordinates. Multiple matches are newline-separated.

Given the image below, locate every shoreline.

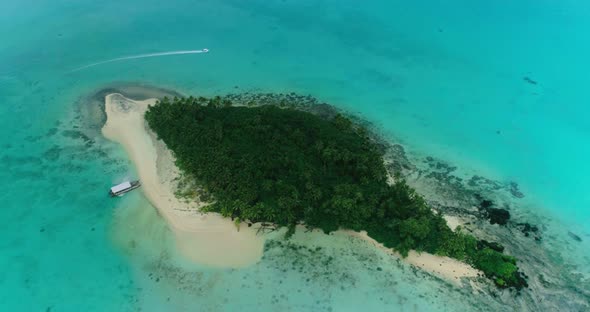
left=102, top=92, right=482, bottom=284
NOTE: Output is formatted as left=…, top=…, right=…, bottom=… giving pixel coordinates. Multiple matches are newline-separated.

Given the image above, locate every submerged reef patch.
left=476, top=198, right=511, bottom=226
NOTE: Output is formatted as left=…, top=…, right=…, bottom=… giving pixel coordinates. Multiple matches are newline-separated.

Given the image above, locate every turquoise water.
left=1, top=0, right=589, bottom=310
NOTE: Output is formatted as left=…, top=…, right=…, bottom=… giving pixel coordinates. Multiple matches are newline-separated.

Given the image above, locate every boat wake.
left=70, top=49, right=209, bottom=72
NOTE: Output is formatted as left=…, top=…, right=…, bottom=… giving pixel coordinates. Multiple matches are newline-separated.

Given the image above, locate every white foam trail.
left=70, top=49, right=209, bottom=72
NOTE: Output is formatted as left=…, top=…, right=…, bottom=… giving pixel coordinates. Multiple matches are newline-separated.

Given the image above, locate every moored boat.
left=109, top=180, right=141, bottom=197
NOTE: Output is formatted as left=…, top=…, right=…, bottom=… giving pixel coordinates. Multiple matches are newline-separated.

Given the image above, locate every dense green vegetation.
left=145, top=96, right=527, bottom=289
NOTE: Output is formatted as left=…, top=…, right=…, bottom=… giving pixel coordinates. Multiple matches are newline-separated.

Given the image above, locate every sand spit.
left=102, top=93, right=264, bottom=268
left=349, top=231, right=481, bottom=286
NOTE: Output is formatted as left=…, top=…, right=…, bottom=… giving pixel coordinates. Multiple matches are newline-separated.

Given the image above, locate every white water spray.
left=70, top=49, right=209, bottom=72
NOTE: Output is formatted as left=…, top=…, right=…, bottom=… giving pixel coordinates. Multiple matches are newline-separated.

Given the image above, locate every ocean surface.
left=1, top=0, right=589, bottom=311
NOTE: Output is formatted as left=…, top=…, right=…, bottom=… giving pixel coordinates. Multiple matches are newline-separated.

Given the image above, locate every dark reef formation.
left=516, top=223, right=540, bottom=241
left=486, top=208, right=510, bottom=225
left=476, top=197, right=511, bottom=226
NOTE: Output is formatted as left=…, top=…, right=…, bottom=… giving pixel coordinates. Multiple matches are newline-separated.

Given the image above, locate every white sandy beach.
left=103, top=93, right=480, bottom=284
left=103, top=93, right=264, bottom=268
left=349, top=231, right=481, bottom=286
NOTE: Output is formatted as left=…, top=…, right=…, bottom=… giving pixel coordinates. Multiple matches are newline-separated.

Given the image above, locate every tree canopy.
left=145, top=96, right=527, bottom=289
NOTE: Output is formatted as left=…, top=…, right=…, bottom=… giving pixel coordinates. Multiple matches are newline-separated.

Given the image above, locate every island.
left=102, top=92, right=526, bottom=289
left=144, top=95, right=527, bottom=289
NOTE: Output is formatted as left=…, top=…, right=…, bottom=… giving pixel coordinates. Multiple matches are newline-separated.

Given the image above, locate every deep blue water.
left=1, top=1, right=589, bottom=311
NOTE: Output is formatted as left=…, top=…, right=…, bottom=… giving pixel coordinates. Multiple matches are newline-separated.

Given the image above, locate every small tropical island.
left=142, top=95, right=527, bottom=289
